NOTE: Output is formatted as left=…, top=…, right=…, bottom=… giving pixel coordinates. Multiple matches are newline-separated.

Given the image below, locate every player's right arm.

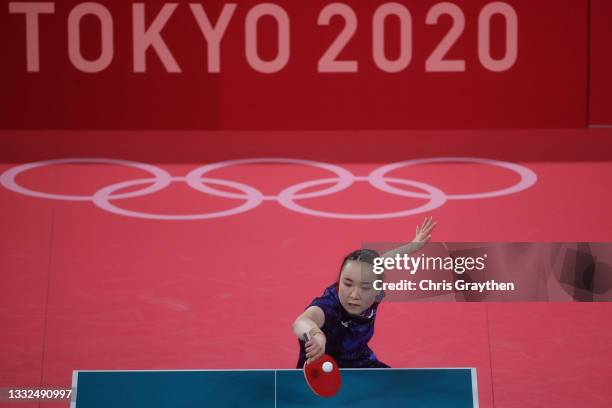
left=293, top=306, right=326, bottom=363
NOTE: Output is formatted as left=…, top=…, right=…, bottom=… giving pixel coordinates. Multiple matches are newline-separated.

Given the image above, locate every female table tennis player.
left=293, top=217, right=436, bottom=368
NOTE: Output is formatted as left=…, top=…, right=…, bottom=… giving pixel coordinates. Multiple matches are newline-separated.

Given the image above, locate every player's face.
left=338, top=260, right=380, bottom=316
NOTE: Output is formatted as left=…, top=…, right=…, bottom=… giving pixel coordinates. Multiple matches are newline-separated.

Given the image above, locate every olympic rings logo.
left=0, top=157, right=537, bottom=220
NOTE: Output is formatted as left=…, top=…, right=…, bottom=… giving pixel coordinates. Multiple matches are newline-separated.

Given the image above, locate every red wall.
left=1, top=0, right=589, bottom=129
left=589, top=0, right=612, bottom=126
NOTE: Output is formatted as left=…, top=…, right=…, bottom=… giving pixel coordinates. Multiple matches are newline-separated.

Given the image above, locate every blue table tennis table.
left=71, top=368, right=479, bottom=407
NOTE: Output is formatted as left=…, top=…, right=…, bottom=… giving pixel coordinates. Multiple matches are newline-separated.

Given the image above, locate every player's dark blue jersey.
left=296, top=283, right=389, bottom=368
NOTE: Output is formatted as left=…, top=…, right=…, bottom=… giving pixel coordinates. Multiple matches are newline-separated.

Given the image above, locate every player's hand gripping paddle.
left=303, top=333, right=341, bottom=397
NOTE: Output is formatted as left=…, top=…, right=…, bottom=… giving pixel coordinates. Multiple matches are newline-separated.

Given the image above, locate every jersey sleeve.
left=307, top=284, right=340, bottom=324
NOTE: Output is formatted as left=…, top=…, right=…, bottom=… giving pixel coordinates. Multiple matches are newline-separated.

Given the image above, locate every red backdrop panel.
left=589, top=0, right=612, bottom=126
left=1, top=0, right=587, bottom=129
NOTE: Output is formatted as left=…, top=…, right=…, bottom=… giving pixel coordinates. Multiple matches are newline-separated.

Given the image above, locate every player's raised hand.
left=412, top=216, right=436, bottom=250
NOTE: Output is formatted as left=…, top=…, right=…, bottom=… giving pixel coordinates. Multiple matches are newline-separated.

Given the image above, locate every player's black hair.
left=337, top=248, right=381, bottom=280
left=342, top=248, right=380, bottom=266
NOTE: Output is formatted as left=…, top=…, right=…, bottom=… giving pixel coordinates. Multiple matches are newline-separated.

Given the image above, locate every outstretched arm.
left=292, top=306, right=326, bottom=363
left=382, top=216, right=437, bottom=258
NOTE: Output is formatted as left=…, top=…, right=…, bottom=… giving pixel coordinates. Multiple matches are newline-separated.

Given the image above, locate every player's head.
left=337, top=249, right=383, bottom=316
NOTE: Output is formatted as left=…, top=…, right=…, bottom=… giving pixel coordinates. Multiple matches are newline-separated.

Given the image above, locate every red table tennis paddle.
left=303, top=333, right=341, bottom=397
